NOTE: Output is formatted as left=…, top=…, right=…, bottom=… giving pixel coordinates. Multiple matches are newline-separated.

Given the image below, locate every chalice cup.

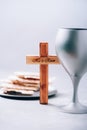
left=55, top=28, right=87, bottom=114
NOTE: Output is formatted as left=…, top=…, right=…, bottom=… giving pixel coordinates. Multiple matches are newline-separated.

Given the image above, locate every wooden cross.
left=26, top=42, right=60, bottom=104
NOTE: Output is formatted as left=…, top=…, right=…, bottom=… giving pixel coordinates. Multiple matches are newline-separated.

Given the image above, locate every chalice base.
left=59, top=102, right=87, bottom=114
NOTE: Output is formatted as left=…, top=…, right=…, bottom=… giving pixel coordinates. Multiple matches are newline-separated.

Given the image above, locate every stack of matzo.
left=0, top=72, right=40, bottom=96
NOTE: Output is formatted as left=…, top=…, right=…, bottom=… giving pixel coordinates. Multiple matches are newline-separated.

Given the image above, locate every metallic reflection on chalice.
left=55, top=28, right=87, bottom=114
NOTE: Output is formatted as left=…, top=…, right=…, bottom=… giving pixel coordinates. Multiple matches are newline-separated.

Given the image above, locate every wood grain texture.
left=26, top=56, right=60, bottom=64
left=40, top=43, right=48, bottom=104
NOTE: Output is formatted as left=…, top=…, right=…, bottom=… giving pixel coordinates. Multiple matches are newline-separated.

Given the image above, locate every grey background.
left=0, top=0, right=87, bottom=71
left=0, top=1, right=87, bottom=130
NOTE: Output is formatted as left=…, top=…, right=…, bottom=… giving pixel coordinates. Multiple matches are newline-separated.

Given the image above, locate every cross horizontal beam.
left=26, top=56, right=60, bottom=64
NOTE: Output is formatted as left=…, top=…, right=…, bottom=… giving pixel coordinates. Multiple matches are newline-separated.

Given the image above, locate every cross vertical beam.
left=40, top=43, right=48, bottom=104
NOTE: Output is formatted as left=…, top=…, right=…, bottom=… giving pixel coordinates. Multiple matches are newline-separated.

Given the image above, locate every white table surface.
left=0, top=66, right=87, bottom=130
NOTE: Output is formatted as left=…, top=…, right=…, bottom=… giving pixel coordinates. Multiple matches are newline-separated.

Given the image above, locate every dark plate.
left=0, top=87, right=57, bottom=100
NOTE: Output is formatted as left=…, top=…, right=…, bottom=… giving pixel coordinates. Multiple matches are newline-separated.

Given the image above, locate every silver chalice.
left=55, top=28, right=87, bottom=114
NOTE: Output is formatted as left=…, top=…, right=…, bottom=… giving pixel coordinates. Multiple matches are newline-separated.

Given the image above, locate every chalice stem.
left=71, top=76, right=80, bottom=103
